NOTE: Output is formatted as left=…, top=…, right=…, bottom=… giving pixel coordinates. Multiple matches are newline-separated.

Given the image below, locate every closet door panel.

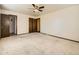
left=29, top=18, right=33, bottom=33
left=1, top=14, right=10, bottom=38
left=36, top=18, right=40, bottom=32
left=29, top=18, right=40, bottom=33
left=32, top=19, right=37, bottom=32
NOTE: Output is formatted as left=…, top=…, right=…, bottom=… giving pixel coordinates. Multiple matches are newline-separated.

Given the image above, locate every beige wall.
left=1, top=9, right=32, bottom=34
left=40, top=6, right=79, bottom=41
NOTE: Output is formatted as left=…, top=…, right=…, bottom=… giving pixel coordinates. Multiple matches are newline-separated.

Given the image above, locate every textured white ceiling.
left=0, top=4, right=77, bottom=16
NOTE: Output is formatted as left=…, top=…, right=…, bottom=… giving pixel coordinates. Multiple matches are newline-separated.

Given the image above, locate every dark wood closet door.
left=32, top=19, right=37, bottom=32
left=29, top=18, right=33, bottom=33
left=1, top=14, right=10, bottom=38
left=36, top=18, right=40, bottom=32
left=29, top=18, right=40, bottom=33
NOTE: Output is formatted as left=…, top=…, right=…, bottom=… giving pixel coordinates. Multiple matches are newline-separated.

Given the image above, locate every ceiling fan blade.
left=39, top=10, right=43, bottom=12
left=32, top=4, right=35, bottom=8
left=39, top=6, right=44, bottom=9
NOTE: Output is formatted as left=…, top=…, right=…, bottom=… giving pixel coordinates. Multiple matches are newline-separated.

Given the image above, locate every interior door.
left=36, top=18, right=40, bottom=32
left=32, top=19, right=37, bottom=32
left=29, top=18, right=40, bottom=33
left=1, top=14, right=10, bottom=38
left=29, top=18, right=33, bottom=33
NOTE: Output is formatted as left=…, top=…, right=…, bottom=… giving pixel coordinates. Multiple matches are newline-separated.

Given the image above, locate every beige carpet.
left=0, top=33, right=79, bottom=55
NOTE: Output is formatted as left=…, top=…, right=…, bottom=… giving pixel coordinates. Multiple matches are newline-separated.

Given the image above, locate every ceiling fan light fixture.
left=32, top=4, right=44, bottom=12
left=33, top=9, right=39, bottom=12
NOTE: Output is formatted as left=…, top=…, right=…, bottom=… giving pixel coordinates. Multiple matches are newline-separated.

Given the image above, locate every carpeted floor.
left=0, top=33, right=79, bottom=55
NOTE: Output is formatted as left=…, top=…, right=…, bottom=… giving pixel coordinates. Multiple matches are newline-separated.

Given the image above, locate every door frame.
left=29, top=17, right=40, bottom=33
left=1, top=14, right=17, bottom=38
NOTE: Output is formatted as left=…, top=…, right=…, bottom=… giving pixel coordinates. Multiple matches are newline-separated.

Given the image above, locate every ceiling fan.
left=32, top=4, right=44, bottom=12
